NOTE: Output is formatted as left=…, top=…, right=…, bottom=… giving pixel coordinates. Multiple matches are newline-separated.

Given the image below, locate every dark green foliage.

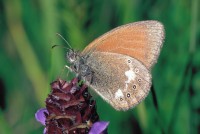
left=0, top=0, right=199, bottom=134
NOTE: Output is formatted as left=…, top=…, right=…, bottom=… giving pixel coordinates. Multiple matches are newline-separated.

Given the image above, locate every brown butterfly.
left=66, top=20, right=165, bottom=111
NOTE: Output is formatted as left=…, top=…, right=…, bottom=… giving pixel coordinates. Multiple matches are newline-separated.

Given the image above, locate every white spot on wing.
left=115, top=89, right=124, bottom=99
left=125, top=70, right=136, bottom=83
left=125, top=69, right=136, bottom=90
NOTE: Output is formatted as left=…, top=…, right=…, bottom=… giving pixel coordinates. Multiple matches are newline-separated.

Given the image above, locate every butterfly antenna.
left=56, top=33, right=72, bottom=49
left=51, top=44, right=71, bottom=51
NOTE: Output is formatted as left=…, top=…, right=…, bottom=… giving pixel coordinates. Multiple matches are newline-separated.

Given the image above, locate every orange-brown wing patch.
left=82, top=21, right=164, bottom=69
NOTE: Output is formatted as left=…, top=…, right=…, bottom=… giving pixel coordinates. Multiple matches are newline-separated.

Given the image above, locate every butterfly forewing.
left=82, top=21, right=164, bottom=69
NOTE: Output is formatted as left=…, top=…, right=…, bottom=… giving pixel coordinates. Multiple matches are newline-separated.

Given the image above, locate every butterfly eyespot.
left=127, top=93, right=130, bottom=98
left=135, top=68, right=139, bottom=73
left=120, top=98, right=123, bottom=101
left=127, top=59, right=131, bottom=63
left=133, top=84, right=136, bottom=89
left=138, top=79, right=141, bottom=82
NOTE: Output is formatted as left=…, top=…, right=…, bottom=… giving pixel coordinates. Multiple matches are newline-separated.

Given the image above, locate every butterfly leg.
left=84, top=73, right=93, bottom=84
left=65, top=65, right=73, bottom=72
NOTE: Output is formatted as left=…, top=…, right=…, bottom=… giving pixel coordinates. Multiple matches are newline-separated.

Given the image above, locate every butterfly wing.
left=82, top=21, right=164, bottom=69
left=83, top=52, right=151, bottom=111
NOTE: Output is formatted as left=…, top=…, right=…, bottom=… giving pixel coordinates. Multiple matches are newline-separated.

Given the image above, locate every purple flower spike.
left=35, top=108, right=48, bottom=125
left=35, top=78, right=109, bottom=133
left=89, top=121, right=109, bottom=134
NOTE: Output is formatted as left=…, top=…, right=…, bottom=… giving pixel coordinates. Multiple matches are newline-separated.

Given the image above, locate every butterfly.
left=66, top=20, right=165, bottom=111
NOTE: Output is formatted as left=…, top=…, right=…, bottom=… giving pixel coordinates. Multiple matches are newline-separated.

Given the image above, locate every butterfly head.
left=66, top=49, right=80, bottom=72
left=66, top=49, right=79, bottom=63
left=66, top=49, right=92, bottom=78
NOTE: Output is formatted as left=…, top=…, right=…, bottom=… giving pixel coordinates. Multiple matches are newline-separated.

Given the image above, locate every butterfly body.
left=66, top=20, right=164, bottom=111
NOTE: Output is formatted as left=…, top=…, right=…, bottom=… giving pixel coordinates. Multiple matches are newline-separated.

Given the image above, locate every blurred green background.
left=0, top=0, right=199, bottom=134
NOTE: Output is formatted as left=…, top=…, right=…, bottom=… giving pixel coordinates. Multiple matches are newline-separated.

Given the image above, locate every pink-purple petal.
left=89, top=121, right=109, bottom=134
left=43, top=128, right=47, bottom=134
left=35, top=108, right=48, bottom=126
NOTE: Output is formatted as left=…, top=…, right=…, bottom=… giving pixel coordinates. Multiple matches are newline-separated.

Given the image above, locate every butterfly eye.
left=67, top=49, right=77, bottom=63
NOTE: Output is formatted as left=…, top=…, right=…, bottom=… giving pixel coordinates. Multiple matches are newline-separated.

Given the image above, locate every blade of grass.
left=4, top=1, right=47, bottom=105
